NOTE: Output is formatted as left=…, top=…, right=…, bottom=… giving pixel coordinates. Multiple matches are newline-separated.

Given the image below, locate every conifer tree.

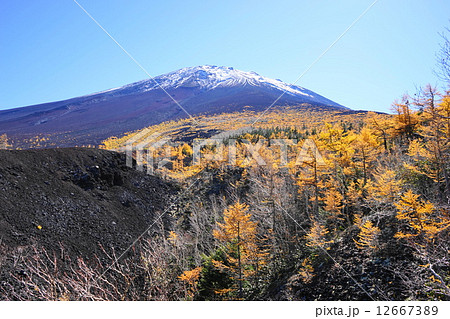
left=411, top=86, right=450, bottom=204
left=392, top=97, right=419, bottom=140
left=178, top=267, right=203, bottom=299
left=305, top=220, right=333, bottom=251
left=353, top=127, right=381, bottom=185
left=212, top=201, right=268, bottom=299
left=366, top=168, right=401, bottom=205
left=365, top=112, right=394, bottom=151
left=394, top=190, right=449, bottom=240
left=354, top=220, right=381, bottom=251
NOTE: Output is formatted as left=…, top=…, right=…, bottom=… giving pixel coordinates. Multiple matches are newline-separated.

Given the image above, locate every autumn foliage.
left=95, top=87, right=449, bottom=300
left=3, top=86, right=450, bottom=301
left=211, top=202, right=268, bottom=299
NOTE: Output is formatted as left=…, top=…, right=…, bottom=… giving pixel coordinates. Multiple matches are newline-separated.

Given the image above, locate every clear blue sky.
left=0, top=0, right=449, bottom=112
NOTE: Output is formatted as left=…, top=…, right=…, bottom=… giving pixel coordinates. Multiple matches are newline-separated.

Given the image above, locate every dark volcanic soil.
left=0, top=148, right=177, bottom=259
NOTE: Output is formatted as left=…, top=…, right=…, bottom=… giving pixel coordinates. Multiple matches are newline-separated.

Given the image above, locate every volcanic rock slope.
left=0, top=148, right=176, bottom=258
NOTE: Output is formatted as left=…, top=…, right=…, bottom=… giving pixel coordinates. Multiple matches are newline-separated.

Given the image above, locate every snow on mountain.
left=94, top=65, right=342, bottom=107
left=149, top=65, right=311, bottom=96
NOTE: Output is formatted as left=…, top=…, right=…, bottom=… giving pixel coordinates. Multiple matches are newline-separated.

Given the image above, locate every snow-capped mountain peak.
left=139, top=65, right=312, bottom=97
left=87, top=65, right=343, bottom=108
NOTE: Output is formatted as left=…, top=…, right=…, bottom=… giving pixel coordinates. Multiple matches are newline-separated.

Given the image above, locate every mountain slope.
left=0, top=66, right=346, bottom=148
left=0, top=148, right=176, bottom=257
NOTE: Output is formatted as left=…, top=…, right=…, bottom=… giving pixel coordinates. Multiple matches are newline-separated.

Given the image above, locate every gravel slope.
left=0, top=148, right=176, bottom=259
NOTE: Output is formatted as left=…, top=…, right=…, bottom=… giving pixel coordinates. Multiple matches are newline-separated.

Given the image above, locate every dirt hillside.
left=0, top=148, right=176, bottom=259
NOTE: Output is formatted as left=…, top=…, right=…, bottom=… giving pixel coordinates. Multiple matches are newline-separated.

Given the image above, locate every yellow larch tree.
left=299, top=257, right=315, bottom=283
left=320, top=184, right=344, bottom=225
left=354, top=220, right=381, bottom=251
left=353, top=127, right=381, bottom=185
left=394, top=189, right=450, bottom=296
left=305, top=220, right=333, bottom=251
left=391, top=97, right=419, bottom=140
left=394, top=190, right=449, bottom=240
left=295, top=138, right=328, bottom=217
left=178, top=266, right=203, bottom=299
left=365, top=111, right=394, bottom=151
left=318, top=122, right=356, bottom=169
left=0, top=134, right=10, bottom=149
left=410, top=86, right=450, bottom=204
left=212, top=201, right=268, bottom=299
left=366, top=168, right=401, bottom=205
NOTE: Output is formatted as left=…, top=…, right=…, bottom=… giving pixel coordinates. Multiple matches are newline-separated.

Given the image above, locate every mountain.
left=0, top=65, right=346, bottom=148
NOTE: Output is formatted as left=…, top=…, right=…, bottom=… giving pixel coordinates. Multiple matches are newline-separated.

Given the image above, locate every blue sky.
left=0, top=0, right=449, bottom=112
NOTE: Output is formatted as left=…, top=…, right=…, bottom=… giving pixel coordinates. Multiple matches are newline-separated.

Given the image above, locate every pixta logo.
left=124, top=127, right=326, bottom=174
